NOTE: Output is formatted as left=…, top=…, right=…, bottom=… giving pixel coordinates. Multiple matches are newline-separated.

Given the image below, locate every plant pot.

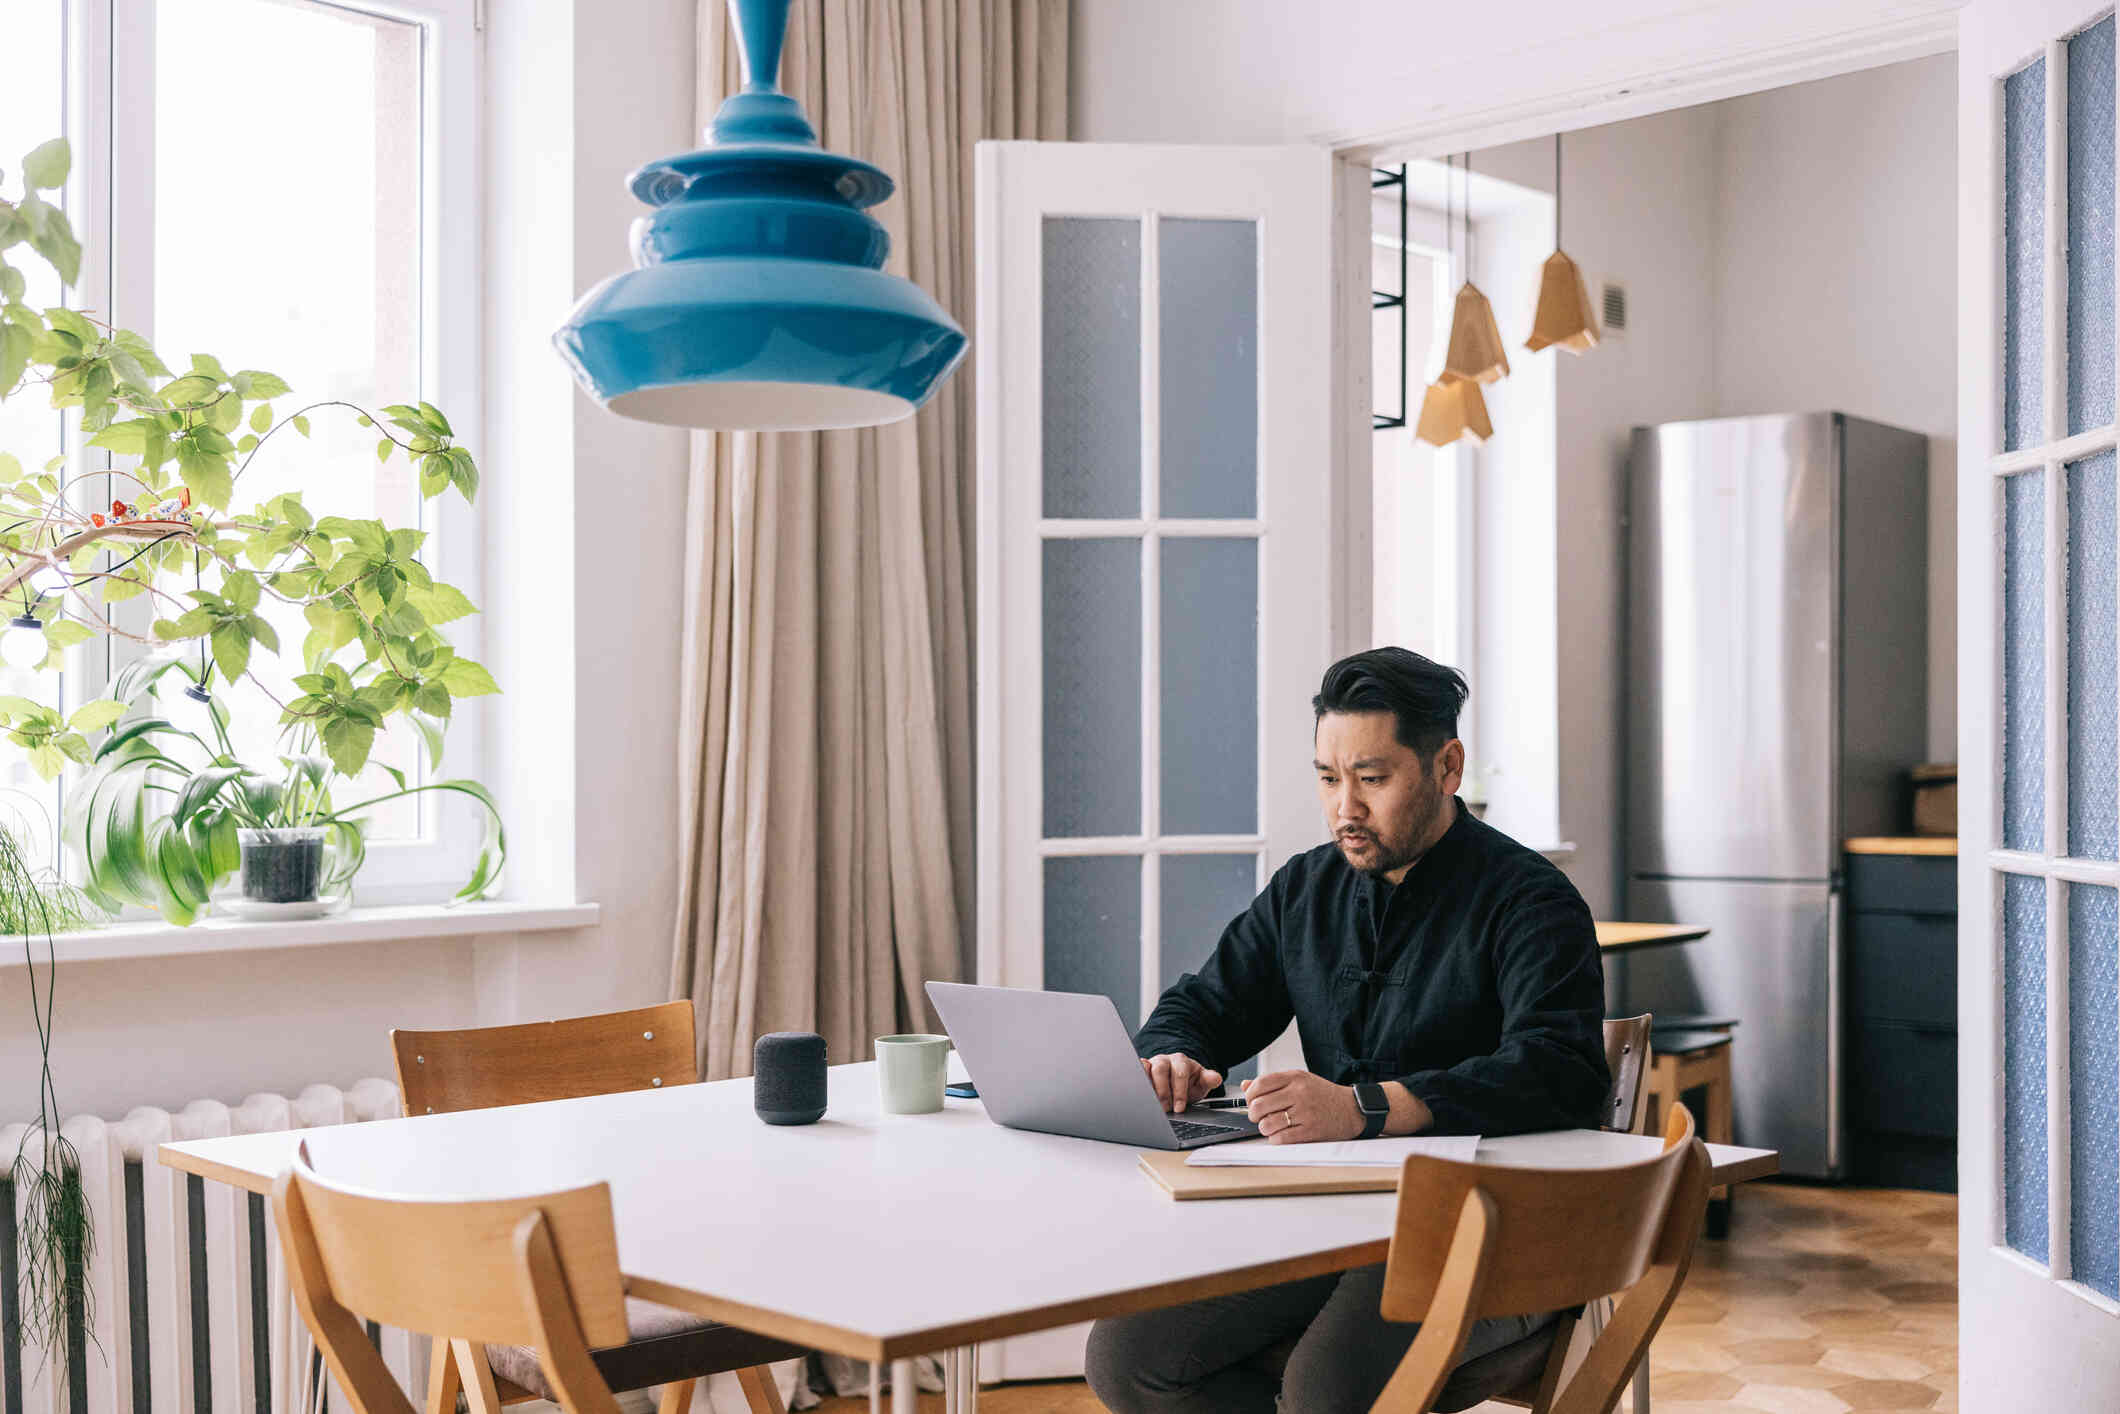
left=238, top=827, right=328, bottom=903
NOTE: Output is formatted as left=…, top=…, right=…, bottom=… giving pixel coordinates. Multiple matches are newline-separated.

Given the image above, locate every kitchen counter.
left=1845, top=836, right=1957, bottom=856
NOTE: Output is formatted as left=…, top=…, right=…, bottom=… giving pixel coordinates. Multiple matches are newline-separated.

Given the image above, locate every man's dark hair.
left=1312, top=647, right=1469, bottom=759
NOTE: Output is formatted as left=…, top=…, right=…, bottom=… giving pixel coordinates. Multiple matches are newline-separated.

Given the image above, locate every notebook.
left=1184, top=1134, right=1481, bottom=1167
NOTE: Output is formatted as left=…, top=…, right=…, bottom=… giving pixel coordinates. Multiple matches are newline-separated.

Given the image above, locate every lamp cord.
left=1555, top=133, right=1563, bottom=249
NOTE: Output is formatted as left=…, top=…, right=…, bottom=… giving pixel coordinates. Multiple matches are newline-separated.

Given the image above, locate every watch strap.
left=1354, top=1081, right=1389, bottom=1139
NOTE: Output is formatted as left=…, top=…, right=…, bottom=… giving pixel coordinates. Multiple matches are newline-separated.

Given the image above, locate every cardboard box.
left=1912, top=763, right=1956, bottom=837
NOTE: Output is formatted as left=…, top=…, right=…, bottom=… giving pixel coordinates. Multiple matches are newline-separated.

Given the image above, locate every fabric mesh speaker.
left=753, top=1031, right=827, bottom=1125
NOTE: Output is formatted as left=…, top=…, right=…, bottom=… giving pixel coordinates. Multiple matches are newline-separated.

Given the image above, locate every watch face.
left=1356, top=1082, right=1389, bottom=1116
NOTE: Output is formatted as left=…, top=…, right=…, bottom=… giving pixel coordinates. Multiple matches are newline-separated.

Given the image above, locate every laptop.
left=925, top=981, right=1261, bottom=1150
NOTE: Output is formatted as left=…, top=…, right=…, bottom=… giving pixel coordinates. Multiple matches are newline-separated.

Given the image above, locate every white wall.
left=1, top=0, right=698, bottom=1124
left=1070, top=0, right=1956, bottom=150
left=1710, top=57, right=1958, bottom=760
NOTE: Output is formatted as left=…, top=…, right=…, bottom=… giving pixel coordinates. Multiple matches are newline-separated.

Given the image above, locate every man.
left=1084, top=647, right=1609, bottom=1414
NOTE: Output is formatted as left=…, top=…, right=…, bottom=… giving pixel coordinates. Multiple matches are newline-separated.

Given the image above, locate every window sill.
left=0, top=901, right=601, bottom=968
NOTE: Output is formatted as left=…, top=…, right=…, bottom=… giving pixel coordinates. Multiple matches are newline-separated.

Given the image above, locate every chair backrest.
left=273, top=1146, right=631, bottom=1414
left=1602, top=1014, right=1654, bottom=1134
left=1370, top=1105, right=1711, bottom=1414
left=393, top=1000, right=697, bottom=1115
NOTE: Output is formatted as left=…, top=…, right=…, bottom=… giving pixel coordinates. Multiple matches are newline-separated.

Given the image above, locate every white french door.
left=972, top=141, right=1345, bottom=1379
left=1961, top=2, right=2120, bottom=1405
left=975, top=141, right=1341, bottom=1024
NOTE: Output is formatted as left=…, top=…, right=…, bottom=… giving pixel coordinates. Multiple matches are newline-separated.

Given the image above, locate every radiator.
left=0, top=1080, right=413, bottom=1414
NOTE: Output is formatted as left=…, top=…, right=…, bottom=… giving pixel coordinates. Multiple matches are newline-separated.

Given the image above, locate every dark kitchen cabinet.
left=1844, top=848, right=1957, bottom=1192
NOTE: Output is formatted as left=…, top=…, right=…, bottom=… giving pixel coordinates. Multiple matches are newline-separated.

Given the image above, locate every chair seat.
left=1650, top=1013, right=1738, bottom=1032
left=1652, top=1028, right=1734, bottom=1056
left=484, top=1298, right=809, bottom=1400
left=1430, top=1325, right=1561, bottom=1411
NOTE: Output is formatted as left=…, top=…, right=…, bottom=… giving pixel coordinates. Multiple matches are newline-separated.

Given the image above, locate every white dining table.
left=160, top=1061, right=1777, bottom=1414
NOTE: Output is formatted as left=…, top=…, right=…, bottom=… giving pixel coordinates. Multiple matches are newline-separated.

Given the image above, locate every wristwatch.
left=1353, top=1082, right=1390, bottom=1139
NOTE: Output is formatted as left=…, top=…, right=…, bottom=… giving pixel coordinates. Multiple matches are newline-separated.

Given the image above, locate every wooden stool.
left=1643, top=1028, right=1736, bottom=1237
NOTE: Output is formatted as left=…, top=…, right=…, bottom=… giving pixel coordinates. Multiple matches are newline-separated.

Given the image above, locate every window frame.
left=54, top=0, right=485, bottom=903
left=1369, top=192, right=1481, bottom=786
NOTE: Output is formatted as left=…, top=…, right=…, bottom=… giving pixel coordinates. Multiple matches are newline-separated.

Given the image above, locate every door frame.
left=1326, top=12, right=1957, bottom=163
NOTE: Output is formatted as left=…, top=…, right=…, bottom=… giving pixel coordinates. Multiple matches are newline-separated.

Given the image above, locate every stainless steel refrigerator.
left=1624, top=412, right=1928, bottom=1179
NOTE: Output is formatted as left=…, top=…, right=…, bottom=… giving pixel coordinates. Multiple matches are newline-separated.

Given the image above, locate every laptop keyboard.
left=1169, top=1118, right=1244, bottom=1142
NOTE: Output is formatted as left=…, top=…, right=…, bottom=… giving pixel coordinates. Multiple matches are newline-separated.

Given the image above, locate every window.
left=1370, top=174, right=1478, bottom=786
left=1994, top=19, right=2120, bottom=1305
left=9, top=0, right=481, bottom=900
left=0, top=3, right=69, bottom=873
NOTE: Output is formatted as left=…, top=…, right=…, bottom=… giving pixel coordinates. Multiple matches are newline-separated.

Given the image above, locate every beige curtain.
left=672, top=0, right=1070, bottom=1084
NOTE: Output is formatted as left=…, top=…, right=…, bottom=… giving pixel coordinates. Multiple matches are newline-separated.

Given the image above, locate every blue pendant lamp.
left=552, top=0, right=967, bottom=430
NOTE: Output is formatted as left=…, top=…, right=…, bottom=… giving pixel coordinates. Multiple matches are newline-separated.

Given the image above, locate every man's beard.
left=1335, top=825, right=1424, bottom=877
left=1335, top=778, right=1444, bottom=877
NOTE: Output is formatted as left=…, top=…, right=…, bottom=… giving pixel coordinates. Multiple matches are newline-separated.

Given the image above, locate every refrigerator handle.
left=1826, top=886, right=1844, bottom=1176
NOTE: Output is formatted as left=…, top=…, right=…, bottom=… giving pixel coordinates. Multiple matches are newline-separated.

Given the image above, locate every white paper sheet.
left=1184, top=1134, right=1482, bottom=1167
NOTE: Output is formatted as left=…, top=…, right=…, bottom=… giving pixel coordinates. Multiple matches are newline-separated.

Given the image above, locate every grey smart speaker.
left=753, top=1031, right=827, bottom=1124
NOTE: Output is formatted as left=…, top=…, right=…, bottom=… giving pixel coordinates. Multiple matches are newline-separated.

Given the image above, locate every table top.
left=1594, top=921, right=1710, bottom=952
left=160, top=1062, right=1776, bottom=1362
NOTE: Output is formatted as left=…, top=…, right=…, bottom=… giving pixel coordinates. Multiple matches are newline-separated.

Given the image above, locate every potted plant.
left=1, top=136, right=502, bottom=921
left=64, top=658, right=503, bottom=921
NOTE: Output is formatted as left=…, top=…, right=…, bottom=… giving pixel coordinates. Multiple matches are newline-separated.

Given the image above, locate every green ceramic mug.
left=875, top=1033, right=952, bottom=1114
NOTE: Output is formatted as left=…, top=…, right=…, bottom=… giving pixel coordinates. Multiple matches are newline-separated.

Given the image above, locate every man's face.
left=1313, top=710, right=1463, bottom=879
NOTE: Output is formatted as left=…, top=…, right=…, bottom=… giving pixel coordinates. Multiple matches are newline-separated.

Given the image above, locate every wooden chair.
left=1255, top=1024, right=1662, bottom=1401
left=273, top=1146, right=791, bottom=1414
left=1642, top=1025, right=1736, bottom=1234
left=1372, top=1104, right=1712, bottom=1414
left=391, top=1001, right=698, bottom=1115
left=389, top=1003, right=798, bottom=1414
left=1601, top=1015, right=1655, bottom=1136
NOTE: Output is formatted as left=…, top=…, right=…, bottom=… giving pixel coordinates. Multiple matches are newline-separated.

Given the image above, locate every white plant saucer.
left=214, top=896, right=351, bottom=922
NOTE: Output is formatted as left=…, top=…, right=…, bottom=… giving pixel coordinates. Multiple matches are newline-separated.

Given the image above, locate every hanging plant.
left=2, top=819, right=104, bottom=1365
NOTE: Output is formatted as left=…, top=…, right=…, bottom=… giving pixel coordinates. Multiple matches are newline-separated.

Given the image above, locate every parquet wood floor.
left=807, top=1183, right=1958, bottom=1413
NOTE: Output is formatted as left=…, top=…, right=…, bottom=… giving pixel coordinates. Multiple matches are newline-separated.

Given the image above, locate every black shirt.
left=1132, top=800, right=1610, bottom=1136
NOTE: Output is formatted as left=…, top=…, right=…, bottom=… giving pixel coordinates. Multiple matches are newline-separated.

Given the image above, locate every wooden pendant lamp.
left=1415, top=377, right=1491, bottom=447
left=1420, top=153, right=1500, bottom=447
left=1440, top=153, right=1510, bottom=387
left=1525, top=133, right=1601, bottom=354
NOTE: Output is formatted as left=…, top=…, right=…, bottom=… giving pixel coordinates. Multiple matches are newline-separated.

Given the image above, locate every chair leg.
left=734, top=1368, right=785, bottom=1414
left=658, top=1378, right=700, bottom=1414
left=452, top=1341, right=505, bottom=1414
left=425, top=1340, right=463, bottom=1414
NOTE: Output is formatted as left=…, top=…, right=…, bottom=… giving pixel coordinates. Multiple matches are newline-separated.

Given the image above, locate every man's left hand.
left=1241, top=1070, right=1362, bottom=1144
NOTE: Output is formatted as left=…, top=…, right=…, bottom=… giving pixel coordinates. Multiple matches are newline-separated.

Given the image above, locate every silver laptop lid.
left=926, top=981, right=1186, bottom=1148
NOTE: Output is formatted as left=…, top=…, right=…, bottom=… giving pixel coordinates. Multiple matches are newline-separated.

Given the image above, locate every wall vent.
left=1599, top=281, right=1628, bottom=339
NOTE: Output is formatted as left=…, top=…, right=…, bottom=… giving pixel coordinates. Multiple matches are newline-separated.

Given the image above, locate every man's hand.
left=1141, top=1053, right=1224, bottom=1113
left=1242, top=1070, right=1363, bottom=1144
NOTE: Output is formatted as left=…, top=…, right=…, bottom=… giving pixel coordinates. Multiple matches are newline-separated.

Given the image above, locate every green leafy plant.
left=0, top=136, right=503, bottom=920
left=65, top=658, right=504, bottom=924
left=2, top=819, right=103, bottom=1365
